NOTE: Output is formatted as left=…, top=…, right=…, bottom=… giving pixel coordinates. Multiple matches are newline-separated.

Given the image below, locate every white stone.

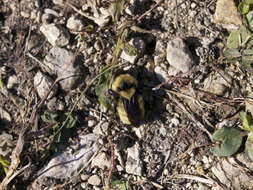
left=126, top=142, right=143, bottom=176
left=44, top=47, right=83, bottom=91
left=66, top=16, right=84, bottom=32
left=40, top=24, right=70, bottom=46
left=7, top=75, right=18, bottom=89
left=88, top=175, right=101, bottom=186
left=34, top=71, right=58, bottom=99
left=120, top=50, right=137, bottom=64
left=166, top=38, right=194, bottom=73
left=91, top=152, right=111, bottom=170
left=0, top=108, right=11, bottom=122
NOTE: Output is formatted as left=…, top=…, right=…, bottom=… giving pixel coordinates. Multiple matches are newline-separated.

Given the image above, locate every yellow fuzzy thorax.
left=111, top=74, right=137, bottom=100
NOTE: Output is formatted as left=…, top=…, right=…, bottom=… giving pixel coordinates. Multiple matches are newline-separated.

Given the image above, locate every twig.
left=26, top=52, right=52, bottom=72
left=168, top=174, right=214, bottom=185
left=175, top=0, right=179, bottom=29
left=106, top=136, right=115, bottom=190
left=0, top=126, right=29, bottom=189
left=66, top=1, right=97, bottom=21
left=210, top=65, right=232, bottom=86
left=166, top=89, right=210, bottom=107
left=4, top=158, right=31, bottom=186
left=133, top=0, right=164, bottom=22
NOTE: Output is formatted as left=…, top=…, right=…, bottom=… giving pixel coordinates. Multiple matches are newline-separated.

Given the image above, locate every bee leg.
left=108, top=89, right=119, bottom=98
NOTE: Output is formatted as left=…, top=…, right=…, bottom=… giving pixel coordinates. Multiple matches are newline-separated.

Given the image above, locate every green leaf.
left=111, top=0, right=125, bottom=23
left=130, top=26, right=152, bottom=33
left=227, top=28, right=253, bottom=49
left=242, top=56, right=253, bottom=68
left=246, top=11, right=253, bottom=30
left=41, top=112, right=58, bottom=123
left=60, top=113, right=77, bottom=129
left=111, top=180, right=129, bottom=190
left=244, top=49, right=253, bottom=55
left=0, top=78, right=5, bottom=90
left=0, top=155, right=10, bottom=174
left=240, top=112, right=253, bottom=132
left=245, top=0, right=253, bottom=4
left=223, top=49, right=241, bottom=58
left=83, top=25, right=94, bottom=32
left=238, top=2, right=250, bottom=14
left=246, top=132, right=253, bottom=161
left=211, top=127, right=243, bottom=157
left=123, top=43, right=137, bottom=56
left=227, top=30, right=240, bottom=49
left=95, top=66, right=113, bottom=109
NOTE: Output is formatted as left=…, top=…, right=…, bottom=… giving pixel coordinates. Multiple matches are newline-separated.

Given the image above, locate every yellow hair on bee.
left=111, top=74, right=137, bottom=100
left=111, top=73, right=145, bottom=125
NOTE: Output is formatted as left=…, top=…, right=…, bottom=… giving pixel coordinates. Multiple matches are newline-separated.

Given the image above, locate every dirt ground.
left=1, top=0, right=253, bottom=190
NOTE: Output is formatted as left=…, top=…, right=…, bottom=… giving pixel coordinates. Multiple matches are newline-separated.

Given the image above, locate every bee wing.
left=122, top=94, right=142, bottom=125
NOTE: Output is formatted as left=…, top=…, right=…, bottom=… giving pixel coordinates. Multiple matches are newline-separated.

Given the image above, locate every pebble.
left=133, top=125, right=145, bottom=139
left=44, top=8, right=59, bottom=17
left=191, top=2, right=197, bottom=9
left=40, top=24, right=70, bottom=46
left=88, top=120, right=96, bottom=127
left=21, top=10, right=30, bottom=18
left=88, top=175, right=101, bottom=186
left=202, top=156, right=209, bottom=164
left=126, top=142, right=143, bottom=176
left=44, top=47, right=84, bottom=91
left=33, top=71, right=58, bottom=99
left=41, top=13, right=54, bottom=24
left=81, top=174, right=89, bottom=181
left=87, top=47, right=95, bottom=55
left=166, top=38, right=194, bottom=73
left=52, top=0, right=64, bottom=5
left=30, top=10, right=38, bottom=20
left=0, top=108, right=12, bottom=122
left=7, top=75, right=18, bottom=89
left=91, top=152, right=111, bottom=170
left=66, top=16, right=84, bottom=32
left=120, top=49, right=137, bottom=64
left=80, top=182, right=87, bottom=189
left=94, top=41, right=101, bottom=51
left=92, top=8, right=110, bottom=27
left=214, top=0, right=242, bottom=30
left=198, top=184, right=209, bottom=190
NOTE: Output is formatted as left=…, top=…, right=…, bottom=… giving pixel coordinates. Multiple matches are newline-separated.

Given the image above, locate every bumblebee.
left=109, top=73, right=145, bottom=126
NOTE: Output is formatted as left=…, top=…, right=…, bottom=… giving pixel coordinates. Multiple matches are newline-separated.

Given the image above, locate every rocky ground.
left=1, top=0, right=253, bottom=189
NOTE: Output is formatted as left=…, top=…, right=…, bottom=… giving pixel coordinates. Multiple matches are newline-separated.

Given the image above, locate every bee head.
left=111, top=74, right=137, bottom=100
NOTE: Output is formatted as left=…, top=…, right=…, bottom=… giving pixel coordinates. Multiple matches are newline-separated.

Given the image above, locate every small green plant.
left=106, top=180, right=129, bottom=190
left=0, top=155, right=10, bottom=180
left=238, top=0, right=253, bottom=14
left=95, top=66, right=114, bottom=109
left=211, top=127, right=243, bottom=156
left=111, top=0, right=125, bottom=23
left=240, top=112, right=253, bottom=160
left=40, top=111, right=77, bottom=160
left=211, top=112, right=253, bottom=161
left=224, top=27, right=253, bottom=68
